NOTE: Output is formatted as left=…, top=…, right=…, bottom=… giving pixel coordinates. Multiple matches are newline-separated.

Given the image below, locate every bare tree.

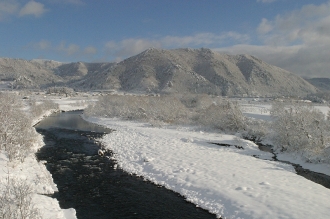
left=0, top=175, right=41, bottom=219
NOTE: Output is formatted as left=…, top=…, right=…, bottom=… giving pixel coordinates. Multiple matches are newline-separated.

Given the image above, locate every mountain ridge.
left=305, top=78, right=330, bottom=91
left=0, top=48, right=320, bottom=96
left=73, top=48, right=316, bottom=96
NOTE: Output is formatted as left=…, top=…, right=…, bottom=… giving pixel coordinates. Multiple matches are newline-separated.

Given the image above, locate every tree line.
left=85, top=94, right=330, bottom=163
left=0, top=92, right=59, bottom=219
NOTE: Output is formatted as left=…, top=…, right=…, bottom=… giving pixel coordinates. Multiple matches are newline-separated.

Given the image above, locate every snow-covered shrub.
left=86, top=94, right=249, bottom=130
left=0, top=93, right=38, bottom=162
left=46, top=86, right=74, bottom=97
left=85, top=94, right=148, bottom=119
left=179, top=94, right=214, bottom=110
left=270, top=101, right=330, bottom=162
left=306, top=91, right=330, bottom=102
left=70, top=100, right=86, bottom=107
left=196, top=99, right=246, bottom=132
left=85, top=94, right=189, bottom=125
left=0, top=176, right=41, bottom=219
left=0, top=92, right=58, bottom=162
left=145, top=95, right=189, bottom=124
left=29, top=99, right=59, bottom=118
left=241, top=119, right=270, bottom=143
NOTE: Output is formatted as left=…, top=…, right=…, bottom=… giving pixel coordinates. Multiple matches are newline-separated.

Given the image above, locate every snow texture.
left=0, top=133, right=77, bottom=219
left=84, top=115, right=330, bottom=219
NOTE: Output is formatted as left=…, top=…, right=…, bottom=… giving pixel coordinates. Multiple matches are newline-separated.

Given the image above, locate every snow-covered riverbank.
left=84, top=115, right=330, bottom=219
left=0, top=97, right=85, bottom=219
left=0, top=143, right=76, bottom=219
left=0, top=112, right=77, bottom=219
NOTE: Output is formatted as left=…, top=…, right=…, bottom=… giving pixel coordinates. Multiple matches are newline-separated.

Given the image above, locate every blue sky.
left=1, top=0, right=330, bottom=77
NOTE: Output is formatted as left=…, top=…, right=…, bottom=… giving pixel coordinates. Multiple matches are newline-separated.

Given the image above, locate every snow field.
left=85, top=116, right=330, bottom=219
left=238, top=100, right=273, bottom=122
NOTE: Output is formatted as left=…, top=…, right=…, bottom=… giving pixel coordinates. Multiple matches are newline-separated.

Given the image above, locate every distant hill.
left=0, top=48, right=318, bottom=97
left=305, top=78, right=330, bottom=91
left=72, top=48, right=317, bottom=97
left=0, top=58, right=112, bottom=89
left=0, top=58, right=63, bottom=89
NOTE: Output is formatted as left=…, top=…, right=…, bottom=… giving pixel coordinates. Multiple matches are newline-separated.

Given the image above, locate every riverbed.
left=35, top=111, right=217, bottom=219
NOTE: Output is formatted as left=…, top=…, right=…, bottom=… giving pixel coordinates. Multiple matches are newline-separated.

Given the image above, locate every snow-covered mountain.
left=73, top=48, right=317, bottom=96
left=0, top=58, right=113, bottom=89
left=0, top=58, right=63, bottom=89
left=0, top=48, right=318, bottom=96
left=305, top=78, right=330, bottom=91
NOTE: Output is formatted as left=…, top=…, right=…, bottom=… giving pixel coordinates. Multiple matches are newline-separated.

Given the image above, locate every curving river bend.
left=35, top=111, right=217, bottom=219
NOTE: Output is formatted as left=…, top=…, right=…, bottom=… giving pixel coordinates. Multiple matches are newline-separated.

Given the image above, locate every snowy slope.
left=76, top=48, right=317, bottom=96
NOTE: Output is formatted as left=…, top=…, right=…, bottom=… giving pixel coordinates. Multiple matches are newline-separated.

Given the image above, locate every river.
left=35, top=111, right=217, bottom=219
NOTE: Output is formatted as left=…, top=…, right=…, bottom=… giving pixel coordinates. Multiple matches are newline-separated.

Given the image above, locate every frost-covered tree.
left=29, top=99, right=59, bottom=118
left=85, top=94, right=247, bottom=131
left=46, top=86, right=74, bottom=97
left=270, top=101, right=330, bottom=161
left=0, top=93, right=38, bottom=162
left=196, top=99, right=246, bottom=132
left=242, top=119, right=270, bottom=143
left=0, top=92, right=58, bottom=162
left=0, top=176, right=41, bottom=219
left=85, top=94, right=189, bottom=125
left=179, top=94, right=214, bottom=110
left=0, top=92, right=58, bottom=218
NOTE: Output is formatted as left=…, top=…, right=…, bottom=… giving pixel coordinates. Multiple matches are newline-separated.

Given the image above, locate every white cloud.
left=33, top=39, right=52, bottom=50
left=83, top=46, right=97, bottom=55
left=31, top=40, right=98, bottom=59
left=105, top=32, right=250, bottom=61
left=161, top=32, right=249, bottom=47
left=258, top=1, right=330, bottom=46
left=47, top=0, right=84, bottom=5
left=0, top=0, right=19, bottom=21
left=216, top=1, right=330, bottom=78
left=57, top=41, right=80, bottom=56
left=257, top=18, right=273, bottom=34
left=105, top=38, right=161, bottom=59
left=215, top=41, right=330, bottom=78
left=257, top=0, right=277, bottom=3
left=19, top=0, right=47, bottom=17
left=66, top=44, right=80, bottom=56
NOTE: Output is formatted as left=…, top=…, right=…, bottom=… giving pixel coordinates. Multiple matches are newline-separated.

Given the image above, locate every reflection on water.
left=35, top=110, right=111, bottom=133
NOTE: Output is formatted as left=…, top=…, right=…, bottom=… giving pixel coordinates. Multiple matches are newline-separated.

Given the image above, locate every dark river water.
left=35, top=111, right=217, bottom=219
